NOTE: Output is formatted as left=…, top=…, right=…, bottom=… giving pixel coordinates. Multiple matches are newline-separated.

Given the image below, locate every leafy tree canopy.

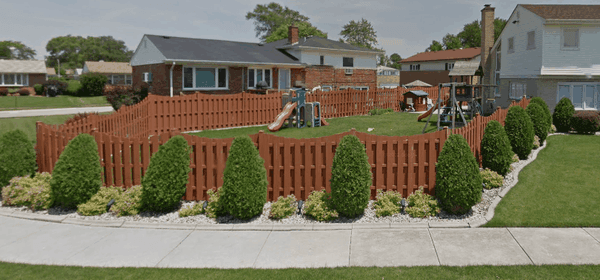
left=426, top=40, right=443, bottom=52
left=425, top=18, right=507, bottom=52
left=339, top=18, right=379, bottom=50
left=0, top=41, right=36, bottom=60
left=265, top=21, right=327, bottom=43
left=246, top=2, right=310, bottom=42
left=443, top=33, right=463, bottom=50
left=389, top=53, right=402, bottom=70
left=46, top=35, right=133, bottom=69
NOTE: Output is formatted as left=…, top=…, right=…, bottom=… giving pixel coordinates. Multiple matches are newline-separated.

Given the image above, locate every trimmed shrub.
left=17, top=88, right=31, bottom=96
left=43, top=79, right=68, bottom=96
left=330, top=135, right=372, bottom=218
left=65, top=80, right=82, bottom=96
left=141, top=135, right=191, bottom=212
left=33, top=84, right=44, bottom=95
left=405, top=187, right=440, bottom=218
left=219, top=135, right=268, bottom=220
left=77, top=186, right=123, bottom=216
left=0, top=88, right=8, bottom=96
left=0, top=129, right=37, bottom=189
left=435, top=134, right=482, bottom=215
left=103, top=85, right=147, bottom=111
left=481, top=169, right=504, bottom=189
left=527, top=102, right=549, bottom=144
left=1, top=173, right=53, bottom=211
left=50, top=133, right=103, bottom=209
left=571, top=111, right=600, bottom=134
left=204, top=188, right=226, bottom=219
left=110, top=185, right=143, bottom=216
left=553, top=97, right=575, bottom=132
left=80, top=73, right=108, bottom=96
left=481, top=120, right=513, bottom=176
left=373, top=190, right=402, bottom=217
left=179, top=203, right=203, bottom=218
left=530, top=97, right=552, bottom=133
left=269, top=194, right=297, bottom=219
left=303, top=190, right=339, bottom=222
left=505, top=106, right=534, bottom=160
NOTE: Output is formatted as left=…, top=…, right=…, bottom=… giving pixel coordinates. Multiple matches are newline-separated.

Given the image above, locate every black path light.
left=203, top=201, right=208, bottom=211
left=106, top=199, right=115, bottom=212
left=297, top=200, right=304, bottom=215
left=400, top=198, right=408, bottom=212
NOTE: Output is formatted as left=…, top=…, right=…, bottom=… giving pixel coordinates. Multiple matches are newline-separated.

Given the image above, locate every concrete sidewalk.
left=0, top=106, right=113, bottom=118
left=2, top=216, right=600, bottom=268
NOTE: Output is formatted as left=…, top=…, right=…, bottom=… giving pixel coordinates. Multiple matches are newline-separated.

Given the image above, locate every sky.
left=2, top=0, right=598, bottom=62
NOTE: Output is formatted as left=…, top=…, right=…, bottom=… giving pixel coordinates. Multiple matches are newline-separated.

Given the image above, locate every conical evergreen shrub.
left=141, top=135, right=191, bottom=212
left=481, top=120, right=513, bottom=176
left=330, top=134, right=372, bottom=218
left=527, top=102, right=549, bottom=144
left=505, top=106, right=534, bottom=160
left=219, top=135, right=267, bottom=220
left=530, top=97, right=552, bottom=134
left=0, top=129, right=37, bottom=188
left=553, top=97, right=575, bottom=132
left=435, top=134, right=482, bottom=215
left=50, top=133, right=103, bottom=209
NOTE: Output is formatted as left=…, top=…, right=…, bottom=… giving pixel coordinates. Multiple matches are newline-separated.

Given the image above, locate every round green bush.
left=50, top=133, right=103, bottom=209
left=219, top=135, right=268, bottom=220
left=80, top=72, right=108, bottom=96
left=33, top=84, right=44, bottom=95
left=0, top=129, right=37, bottom=189
left=505, top=106, right=534, bottom=160
left=435, top=134, right=482, bottom=215
left=526, top=102, right=549, bottom=144
left=481, top=120, right=513, bottom=176
left=530, top=97, right=551, bottom=133
left=141, top=135, right=191, bottom=212
left=553, top=97, right=575, bottom=132
left=330, top=134, right=372, bottom=218
left=571, top=111, right=600, bottom=134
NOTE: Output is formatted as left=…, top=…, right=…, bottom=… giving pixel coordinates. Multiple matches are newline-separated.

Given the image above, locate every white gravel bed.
left=0, top=138, right=550, bottom=226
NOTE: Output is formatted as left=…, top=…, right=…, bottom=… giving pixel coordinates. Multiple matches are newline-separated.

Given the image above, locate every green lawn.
left=485, top=135, right=600, bottom=227
left=1, top=262, right=599, bottom=279
left=0, top=95, right=108, bottom=111
left=190, top=112, right=439, bottom=139
left=0, top=115, right=75, bottom=143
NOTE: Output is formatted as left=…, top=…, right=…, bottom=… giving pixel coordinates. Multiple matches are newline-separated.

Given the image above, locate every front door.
left=279, top=69, right=290, bottom=90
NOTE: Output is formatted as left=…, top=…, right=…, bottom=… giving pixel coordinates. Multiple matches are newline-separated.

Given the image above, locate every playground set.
left=268, top=89, right=328, bottom=132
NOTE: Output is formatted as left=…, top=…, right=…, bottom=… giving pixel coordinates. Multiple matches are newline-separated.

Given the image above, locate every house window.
left=182, top=67, right=228, bottom=90
left=445, top=63, right=454, bottom=71
left=248, top=68, right=272, bottom=88
left=320, top=55, right=324, bottom=65
left=508, top=37, right=514, bottom=53
left=0, top=73, right=29, bottom=86
left=558, top=83, right=599, bottom=110
left=495, top=44, right=501, bottom=97
left=509, top=82, right=526, bottom=100
left=343, top=57, right=354, bottom=67
left=562, top=28, right=579, bottom=50
left=107, top=74, right=132, bottom=85
left=410, top=64, right=420, bottom=71
left=527, top=31, right=536, bottom=50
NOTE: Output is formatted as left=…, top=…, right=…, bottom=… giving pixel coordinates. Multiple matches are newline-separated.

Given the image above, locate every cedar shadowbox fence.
left=36, top=87, right=528, bottom=201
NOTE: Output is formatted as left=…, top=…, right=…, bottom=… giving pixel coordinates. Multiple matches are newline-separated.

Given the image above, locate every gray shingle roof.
left=0, top=60, right=46, bottom=74
left=145, top=35, right=301, bottom=65
left=270, top=36, right=383, bottom=53
left=449, top=61, right=480, bottom=76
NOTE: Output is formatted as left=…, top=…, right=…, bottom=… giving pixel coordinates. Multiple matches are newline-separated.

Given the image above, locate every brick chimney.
left=481, top=4, right=495, bottom=78
left=288, top=24, right=299, bottom=45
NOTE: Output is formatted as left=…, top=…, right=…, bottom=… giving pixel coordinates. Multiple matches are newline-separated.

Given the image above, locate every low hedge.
left=571, top=111, right=600, bottom=134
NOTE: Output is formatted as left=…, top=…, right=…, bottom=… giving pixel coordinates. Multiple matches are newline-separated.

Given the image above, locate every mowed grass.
left=190, top=112, right=439, bottom=139
left=485, top=135, right=600, bottom=227
left=2, top=262, right=600, bottom=279
left=0, top=115, right=75, bottom=143
left=0, top=95, right=108, bottom=111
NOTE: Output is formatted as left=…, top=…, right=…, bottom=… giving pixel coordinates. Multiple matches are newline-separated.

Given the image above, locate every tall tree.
left=265, top=22, right=327, bottom=43
left=443, top=34, right=463, bottom=50
left=426, top=40, right=443, bottom=52
left=246, top=2, right=310, bottom=42
left=378, top=54, right=391, bottom=66
left=339, top=18, right=379, bottom=50
left=457, top=20, right=481, bottom=48
left=46, top=35, right=133, bottom=68
left=494, top=18, right=508, bottom=42
left=389, top=53, right=402, bottom=70
left=0, top=41, right=36, bottom=60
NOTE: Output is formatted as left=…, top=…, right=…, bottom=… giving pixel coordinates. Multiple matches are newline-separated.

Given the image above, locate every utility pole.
left=57, top=58, right=61, bottom=78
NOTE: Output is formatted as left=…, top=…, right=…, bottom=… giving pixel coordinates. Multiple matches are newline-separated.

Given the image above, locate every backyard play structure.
left=35, top=87, right=528, bottom=202
left=268, top=89, right=328, bottom=132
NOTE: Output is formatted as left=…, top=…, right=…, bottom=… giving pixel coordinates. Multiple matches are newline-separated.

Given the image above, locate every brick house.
left=82, top=61, right=132, bottom=85
left=400, top=48, right=481, bottom=87
left=129, top=25, right=382, bottom=96
left=377, top=66, right=400, bottom=88
left=0, top=60, right=47, bottom=89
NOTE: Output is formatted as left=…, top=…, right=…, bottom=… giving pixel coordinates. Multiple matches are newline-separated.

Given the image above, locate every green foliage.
left=571, top=111, right=600, bottom=134
left=330, top=135, right=372, bottom=218
left=178, top=203, right=203, bottom=218
left=33, top=84, right=44, bottom=95
left=64, top=80, right=82, bottom=96
left=50, top=133, right=102, bottom=209
left=77, top=186, right=123, bottom=216
left=103, top=86, right=147, bottom=111
left=1, top=173, right=53, bottom=210
left=426, top=40, right=443, bottom=52
left=303, top=190, right=339, bottom=221
left=551, top=124, right=557, bottom=133
left=553, top=97, right=575, bottom=133
left=526, top=102, right=549, bottom=144
left=442, top=33, right=463, bottom=50
left=265, top=22, right=327, bottom=43
left=368, top=108, right=393, bottom=116
left=219, top=135, right=268, bottom=220
left=481, top=169, right=504, bottom=189
left=481, top=120, right=513, bottom=176
left=245, top=2, right=310, bottom=42
left=110, top=185, right=143, bottom=216
left=80, top=73, right=108, bottom=97
left=141, top=135, right=191, bottom=212
left=530, top=97, right=552, bottom=135
left=43, top=79, right=68, bottom=96
left=0, top=40, right=36, bottom=60
left=339, top=18, right=379, bottom=50
left=389, top=53, right=402, bottom=70
left=269, top=194, right=297, bottom=219
left=45, top=35, right=133, bottom=69
left=0, top=129, right=37, bottom=188
left=533, top=135, right=540, bottom=149
left=373, top=190, right=402, bottom=217
left=435, top=134, right=482, bottom=215
left=405, top=187, right=441, bottom=218
left=204, top=188, right=226, bottom=219
left=505, top=106, right=534, bottom=160
left=512, top=154, right=520, bottom=163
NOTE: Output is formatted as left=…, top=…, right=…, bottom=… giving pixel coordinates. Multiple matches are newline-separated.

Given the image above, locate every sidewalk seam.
left=63, top=230, right=114, bottom=263
left=582, top=228, right=600, bottom=244
left=251, top=230, right=272, bottom=268
left=348, top=229, right=353, bottom=266
left=427, top=228, right=441, bottom=266
left=506, top=228, right=535, bottom=265
left=0, top=223, right=50, bottom=250
left=155, top=229, right=194, bottom=268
